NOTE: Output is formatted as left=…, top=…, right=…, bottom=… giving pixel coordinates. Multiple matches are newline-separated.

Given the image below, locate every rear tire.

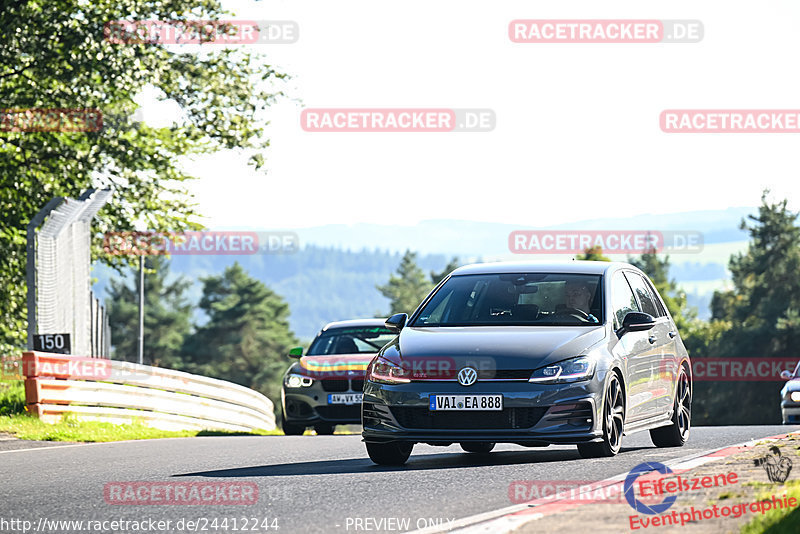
left=650, top=366, right=691, bottom=447
left=314, top=424, right=335, bottom=435
left=578, top=373, right=625, bottom=459
left=366, top=442, right=413, bottom=465
left=460, top=442, right=495, bottom=454
left=281, top=414, right=306, bottom=436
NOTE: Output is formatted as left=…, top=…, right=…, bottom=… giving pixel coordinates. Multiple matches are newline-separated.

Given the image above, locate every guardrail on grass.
left=21, top=351, right=275, bottom=432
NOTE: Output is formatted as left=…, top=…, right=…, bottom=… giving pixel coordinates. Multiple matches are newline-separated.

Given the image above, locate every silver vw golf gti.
left=362, top=261, right=692, bottom=465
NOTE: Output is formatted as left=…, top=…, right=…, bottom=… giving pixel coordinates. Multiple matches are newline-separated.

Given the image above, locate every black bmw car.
left=362, top=261, right=692, bottom=465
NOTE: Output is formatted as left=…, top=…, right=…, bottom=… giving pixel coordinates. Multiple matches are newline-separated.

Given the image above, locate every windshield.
left=412, top=273, right=603, bottom=326
left=306, top=326, right=396, bottom=355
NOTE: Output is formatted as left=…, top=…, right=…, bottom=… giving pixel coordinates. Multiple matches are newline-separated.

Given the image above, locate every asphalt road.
left=0, top=426, right=797, bottom=534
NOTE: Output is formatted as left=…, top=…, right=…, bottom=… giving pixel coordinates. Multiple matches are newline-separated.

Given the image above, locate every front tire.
left=578, top=372, right=625, bottom=458
left=460, top=442, right=495, bottom=454
left=650, top=366, right=691, bottom=447
left=281, top=414, right=306, bottom=436
left=315, top=424, right=335, bottom=435
left=366, top=441, right=413, bottom=465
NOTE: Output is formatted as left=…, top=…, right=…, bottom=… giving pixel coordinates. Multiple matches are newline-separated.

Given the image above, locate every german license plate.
left=429, top=394, right=503, bottom=411
left=328, top=393, right=363, bottom=405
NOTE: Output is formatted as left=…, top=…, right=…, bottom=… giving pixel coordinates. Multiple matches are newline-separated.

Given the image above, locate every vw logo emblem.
left=457, top=367, right=478, bottom=387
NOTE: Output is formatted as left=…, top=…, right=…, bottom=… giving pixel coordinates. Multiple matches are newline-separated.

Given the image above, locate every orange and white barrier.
left=21, top=351, right=275, bottom=432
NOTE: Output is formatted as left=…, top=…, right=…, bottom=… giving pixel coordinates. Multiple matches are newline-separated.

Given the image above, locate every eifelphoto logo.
left=754, top=446, right=793, bottom=483
left=624, top=462, right=677, bottom=515
left=104, top=20, right=298, bottom=45
left=104, top=482, right=258, bottom=505
left=509, top=20, right=703, bottom=43
left=508, top=230, right=703, bottom=254
left=103, top=231, right=299, bottom=256
left=300, top=108, right=495, bottom=132
left=0, top=108, right=103, bottom=132
left=661, top=110, right=800, bottom=133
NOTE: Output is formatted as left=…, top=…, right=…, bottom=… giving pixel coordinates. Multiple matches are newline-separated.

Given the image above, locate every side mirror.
left=385, top=313, right=408, bottom=333
left=618, top=312, right=656, bottom=336
left=288, top=347, right=303, bottom=359
left=781, top=370, right=793, bottom=380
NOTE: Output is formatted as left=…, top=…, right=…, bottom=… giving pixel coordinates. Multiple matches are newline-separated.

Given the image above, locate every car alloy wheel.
left=650, top=366, right=691, bottom=447
left=578, top=372, right=624, bottom=458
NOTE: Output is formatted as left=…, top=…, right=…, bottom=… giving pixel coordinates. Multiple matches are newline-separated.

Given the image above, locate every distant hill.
left=93, top=207, right=755, bottom=341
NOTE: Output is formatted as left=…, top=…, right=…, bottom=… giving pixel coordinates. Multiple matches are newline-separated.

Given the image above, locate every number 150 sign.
left=33, top=333, right=71, bottom=354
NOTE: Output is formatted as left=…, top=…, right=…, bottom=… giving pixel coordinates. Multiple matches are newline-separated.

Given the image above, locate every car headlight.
left=791, top=391, right=800, bottom=403
left=284, top=373, right=314, bottom=388
left=366, top=355, right=411, bottom=385
left=529, top=356, right=596, bottom=384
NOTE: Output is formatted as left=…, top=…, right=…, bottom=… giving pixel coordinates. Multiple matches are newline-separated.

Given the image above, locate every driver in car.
left=562, top=279, right=599, bottom=323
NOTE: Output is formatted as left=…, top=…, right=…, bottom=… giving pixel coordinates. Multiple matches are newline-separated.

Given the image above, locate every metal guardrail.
left=21, top=351, right=275, bottom=432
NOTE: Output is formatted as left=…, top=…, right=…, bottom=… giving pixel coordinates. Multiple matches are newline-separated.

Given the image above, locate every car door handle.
left=648, top=336, right=657, bottom=344
left=668, top=331, right=677, bottom=338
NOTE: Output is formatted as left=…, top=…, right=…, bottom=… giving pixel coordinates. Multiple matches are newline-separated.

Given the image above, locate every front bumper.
left=282, top=376, right=365, bottom=425
left=361, top=376, right=605, bottom=444
left=781, top=401, right=800, bottom=424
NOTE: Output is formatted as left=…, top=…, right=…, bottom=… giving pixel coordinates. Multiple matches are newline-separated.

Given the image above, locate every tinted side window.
left=611, top=272, right=640, bottom=328
left=625, top=273, right=660, bottom=317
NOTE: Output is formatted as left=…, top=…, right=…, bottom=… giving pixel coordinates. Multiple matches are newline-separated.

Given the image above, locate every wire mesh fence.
left=27, top=189, right=112, bottom=357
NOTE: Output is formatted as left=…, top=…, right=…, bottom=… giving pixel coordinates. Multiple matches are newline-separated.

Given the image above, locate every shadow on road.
left=173, top=446, right=652, bottom=478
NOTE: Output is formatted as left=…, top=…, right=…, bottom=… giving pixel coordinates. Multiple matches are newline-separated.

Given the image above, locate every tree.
left=628, top=248, right=694, bottom=328
left=182, top=263, right=298, bottom=403
left=576, top=246, right=611, bottom=262
left=696, top=192, right=800, bottom=424
left=0, top=1, right=288, bottom=354
left=431, top=257, right=460, bottom=285
left=377, top=250, right=434, bottom=315
left=105, top=256, right=192, bottom=368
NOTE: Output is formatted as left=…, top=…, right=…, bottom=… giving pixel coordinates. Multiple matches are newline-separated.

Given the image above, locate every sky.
left=137, top=0, right=800, bottom=230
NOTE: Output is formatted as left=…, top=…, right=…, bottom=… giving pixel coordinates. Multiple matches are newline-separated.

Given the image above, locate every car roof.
left=321, top=318, right=389, bottom=332
left=449, top=260, right=635, bottom=277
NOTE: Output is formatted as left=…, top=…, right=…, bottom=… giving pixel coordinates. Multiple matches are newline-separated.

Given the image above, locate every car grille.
left=482, top=370, right=531, bottom=380
left=390, top=407, right=547, bottom=430
left=320, top=379, right=349, bottom=392
left=316, top=405, right=362, bottom=421
left=351, top=379, right=364, bottom=392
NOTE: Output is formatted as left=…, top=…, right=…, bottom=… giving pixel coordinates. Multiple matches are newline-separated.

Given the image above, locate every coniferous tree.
left=182, top=263, right=298, bottom=403
left=106, top=256, right=191, bottom=368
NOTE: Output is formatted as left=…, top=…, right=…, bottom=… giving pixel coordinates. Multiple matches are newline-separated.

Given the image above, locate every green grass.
left=0, top=413, right=283, bottom=442
left=741, top=480, right=800, bottom=534
left=0, top=380, right=25, bottom=416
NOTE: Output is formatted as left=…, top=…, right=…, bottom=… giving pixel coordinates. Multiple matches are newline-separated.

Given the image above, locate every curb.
left=407, top=431, right=800, bottom=534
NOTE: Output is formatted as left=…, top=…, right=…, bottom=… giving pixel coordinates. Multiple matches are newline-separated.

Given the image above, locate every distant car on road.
left=780, top=362, right=800, bottom=424
left=362, top=261, right=693, bottom=465
left=281, top=319, right=396, bottom=435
